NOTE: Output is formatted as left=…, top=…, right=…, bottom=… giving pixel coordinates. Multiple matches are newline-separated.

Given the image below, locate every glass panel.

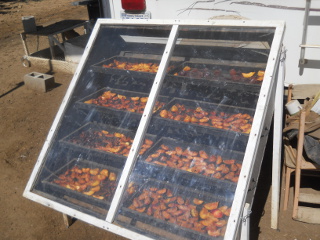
left=30, top=24, right=172, bottom=219
left=115, top=25, right=275, bottom=239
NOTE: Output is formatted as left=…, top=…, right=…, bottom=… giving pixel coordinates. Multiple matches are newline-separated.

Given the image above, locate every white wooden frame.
left=23, top=19, right=285, bottom=240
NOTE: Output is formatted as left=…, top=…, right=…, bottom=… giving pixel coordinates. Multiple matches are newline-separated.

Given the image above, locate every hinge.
left=242, top=209, right=252, bottom=223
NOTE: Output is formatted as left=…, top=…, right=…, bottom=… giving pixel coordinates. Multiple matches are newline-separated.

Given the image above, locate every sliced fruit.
left=256, top=76, right=264, bottom=81
left=242, top=72, right=255, bottom=78
left=257, top=70, right=265, bottom=77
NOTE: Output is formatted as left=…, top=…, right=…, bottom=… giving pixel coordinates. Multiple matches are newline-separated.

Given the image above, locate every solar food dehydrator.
left=24, top=19, right=285, bottom=240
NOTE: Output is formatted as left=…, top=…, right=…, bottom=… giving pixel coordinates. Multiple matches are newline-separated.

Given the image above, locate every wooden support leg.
left=283, top=167, right=294, bottom=211
left=292, top=110, right=306, bottom=219
left=63, top=214, right=73, bottom=228
left=292, top=167, right=301, bottom=219
left=292, top=164, right=302, bottom=219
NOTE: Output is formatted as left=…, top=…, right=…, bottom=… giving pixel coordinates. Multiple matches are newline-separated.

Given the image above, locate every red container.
left=121, top=0, right=146, bottom=12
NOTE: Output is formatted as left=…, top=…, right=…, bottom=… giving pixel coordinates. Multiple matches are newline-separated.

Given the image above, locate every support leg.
left=62, top=214, right=73, bottom=228
left=271, top=46, right=285, bottom=229
left=283, top=167, right=294, bottom=211
left=292, top=110, right=306, bottom=219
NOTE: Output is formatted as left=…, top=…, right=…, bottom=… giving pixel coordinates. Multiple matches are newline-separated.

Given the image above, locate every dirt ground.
left=0, top=1, right=319, bottom=239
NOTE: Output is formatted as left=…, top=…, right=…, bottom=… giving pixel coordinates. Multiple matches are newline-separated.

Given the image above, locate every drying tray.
left=137, top=137, right=243, bottom=191
left=166, top=62, right=262, bottom=93
left=59, top=122, right=157, bottom=164
left=169, top=61, right=264, bottom=84
left=91, top=56, right=182, bottom=78
left=117, top=176, right=233, bottom=240
left=76, top=87, right=170, bottom=119
left=42, top=158, right=120, bottom=216
left=154, top=98, right=254, bottom=142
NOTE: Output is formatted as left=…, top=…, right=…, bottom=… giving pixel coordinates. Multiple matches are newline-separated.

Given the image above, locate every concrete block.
left=24, top=72, right=55, bottom=92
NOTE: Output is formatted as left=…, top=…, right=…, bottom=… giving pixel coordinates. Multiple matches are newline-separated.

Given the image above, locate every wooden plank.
left=296, top=207, right=320, bottom=224
left=299, top=192, right=320, bottom=204
left=292, top=110, right=306, bottom=219
left=291, top=84, right=320, bottom=100
left=135, top=221, right=189, bottom=240
left=64, top=195, right=108, bottom=216
left=116, top=214, right=132, bottom=224
left=63, top=214, right=73, bottom=228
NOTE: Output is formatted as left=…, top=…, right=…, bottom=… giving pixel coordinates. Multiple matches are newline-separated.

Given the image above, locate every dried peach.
left=212, top=209, right=223, bottom=218
left=193, top=198, right=203, bottom=205
left=200, top=208, right=210, bottom=219
left=89, top=168, right=99, bottom=175
left=160, top=109, right=168, bottom=118
left=109, top=172, right=117, bottom=181
left=204, top=202, right=219, bottom=210
left=100, top=169, right=109, bottom=177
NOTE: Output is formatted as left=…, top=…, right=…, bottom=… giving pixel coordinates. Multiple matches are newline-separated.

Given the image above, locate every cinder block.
left=24, top=72, right=55, bottom=92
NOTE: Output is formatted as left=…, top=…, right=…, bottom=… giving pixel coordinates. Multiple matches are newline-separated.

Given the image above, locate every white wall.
left=106, top=0, right=320, bottom=85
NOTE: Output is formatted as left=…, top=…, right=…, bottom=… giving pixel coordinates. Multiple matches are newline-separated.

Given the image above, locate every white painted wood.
left=106, top=24, right=180, bottom=223
left=240, top=203, right=251, bottom=240
left=96, top=18, right=285, bottom=28
left=271, top=45, right=285, bottom=230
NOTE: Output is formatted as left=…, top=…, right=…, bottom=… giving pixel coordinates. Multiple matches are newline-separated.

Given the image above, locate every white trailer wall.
left=104, top=0, right=320, bottom=86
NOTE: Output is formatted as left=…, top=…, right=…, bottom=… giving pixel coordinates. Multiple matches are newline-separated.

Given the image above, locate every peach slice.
left=257, top=70, right=265, bottom=77
left=242, top=72, right=255, bottom=78
left=109, top=172, right=117, bottom=181
left=212, top=209, right=223, bottom=218
left=193, top=198, right=204, bottom=205
left=256, top=76, right=264, bottom=81
left=100, top=169, right=109, bottom=177
left=204, top=202, right=219, bottom=210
